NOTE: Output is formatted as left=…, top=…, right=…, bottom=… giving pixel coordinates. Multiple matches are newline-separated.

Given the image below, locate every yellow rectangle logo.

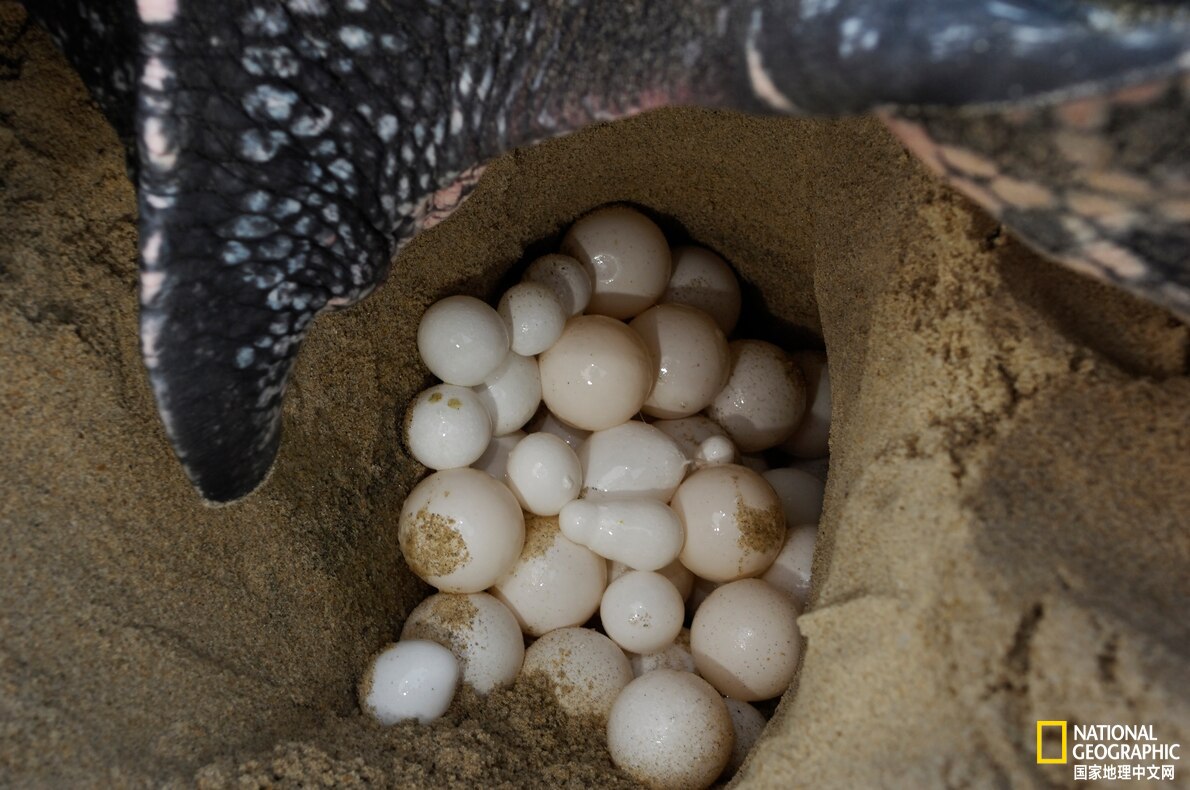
left=1037, top=721, right=1068, bottom=764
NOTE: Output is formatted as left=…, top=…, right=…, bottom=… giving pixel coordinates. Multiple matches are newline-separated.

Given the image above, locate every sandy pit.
left=2, top=6, right=1187, bottom=787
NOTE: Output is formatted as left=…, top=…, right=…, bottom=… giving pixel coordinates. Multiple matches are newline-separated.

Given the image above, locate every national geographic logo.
left=1037, top=721, right=1068, bottom=765
left=1036, top=721, right=1182, bottom=782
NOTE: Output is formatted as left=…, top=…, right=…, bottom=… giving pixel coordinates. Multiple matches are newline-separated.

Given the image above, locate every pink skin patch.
left=137, top=0, right=178, bottom=24
left=411, top=164, right=488, bottom=232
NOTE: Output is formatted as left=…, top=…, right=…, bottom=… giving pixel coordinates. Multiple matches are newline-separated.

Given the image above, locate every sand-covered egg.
left=663, top=245, right=741, bottom=335
left=630, top=303, right=730, bottom=419
left=600, top=570, right=685, bottom=655
left=560, top=205, right=671, bottom=320
left=404, top=384, right=493, bottom=470
left=473, top=350, right=541, bottom=436
left=417, top=295, right=509, bottom=386
left=400, top=592, right=525, bottom=695
left=579, top=421, right=688, bottom=502
left=707, top=340, right=807, bottom=453
left=358, top=641, right=460, bottom=725
left=521, top=627, right=633, bottom=723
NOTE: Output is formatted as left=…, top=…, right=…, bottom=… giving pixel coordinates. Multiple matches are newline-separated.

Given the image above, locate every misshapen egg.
left=707, top=340, right=807, bottom=453
left=523, top=253, right=592, bottom=317
left=400, top=592, right=524, bottom=695
left=579, top=421, right=688, bottom=502
left=404, top=384, right=493, bottom=470
left=358, top=640, right=459, bottom=725
left=521, top=627, right=633, bottom=723
left=559, top=498, right=684, bottom=572
left=473, top=350, right=541, bottom=436
left=561, top=205, right=671, bottom=320
left=498, top=281, right=567, bottom=356
left=417, top=295, right=509, bottom=386
left=663, top=245, right=741, bottom=335
left=630, top=304, right=730, bottom=419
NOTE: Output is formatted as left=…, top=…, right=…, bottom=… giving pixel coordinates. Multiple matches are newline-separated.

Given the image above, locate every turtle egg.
left=398, top=468, right=525, bottom=593
left=663, top=245, right=742, bottom=335
left=762, top=467, right=825, bottom=527
left=473, top=351, right=541, bottom=436
left=399, top=592, right=525, bottom=694
left=471, top=431, right=524, bottom=481
left=505, top=432, right=582, bottom=516
left=520, top=627, right=633, bottom=723
left=760, top=524, right=818, bottom=610
left=490, top=515, right=606, bottom=636
left=629, top=628, right=695, bottom=677
left=498, top=281, right=567, bottom=356
left=724, top=698, right=767, bottom=775
left=652, top=415, right=734, bottom=459
left=695, top=435, right=737, bottom=467
left=559, top=498, right=684, bottom=572
left=523, top=253, right=593, bottom=317
left=600, top=570, right=685, bottom=654
left=707, top=340, right=807, bottom=453
left=579, top=421, right=688, bottom=502
left=606, top=669, right=734, bottom=790
left=417, top=295, right=509, bottom=386
left=691, top=579, right=800, bottom=701
left=630, top=303, right=730, bottom=419
left=671, top=464, right=785, bottom=583
left=561, top=205, right=672, bottom=320
left=404, top=384, right=492, bottom=470
left=609, top=558, right=694, bottom=601
left=538, top=315, right=653, bottom=431
left=358, top=640, right=459, bottom=725
left=783, top=351, right=831, bottom=458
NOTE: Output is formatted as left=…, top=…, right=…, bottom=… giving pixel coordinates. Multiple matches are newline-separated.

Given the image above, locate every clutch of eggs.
left=362, top=205, right=831, bottom=790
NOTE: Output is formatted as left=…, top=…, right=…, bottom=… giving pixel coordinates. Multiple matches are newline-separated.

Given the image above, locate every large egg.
left=561, top=205, right=671, bottom=320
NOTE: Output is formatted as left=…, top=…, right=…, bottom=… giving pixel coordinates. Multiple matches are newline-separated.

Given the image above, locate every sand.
left=2, top=5, right=1188, bottom=787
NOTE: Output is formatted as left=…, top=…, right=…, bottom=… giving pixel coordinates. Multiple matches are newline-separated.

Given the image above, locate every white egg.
left=559, top=498, right=684, bottom=572
left=707, top=340, right=807, bottom=453
left=505, top=433, right=582, bottom=516
left=497, top=281, right=567, bottom=356
left=473, top=351, right=541, bottom=436
left=760, top=524, right=817, bottom=610
left=398, top=468, right=525, bottom=593
left=630, top=304, right=730, bottom=419
left=662, top=245, right=741, bottom=336
left=526, top=409, right=591, bottom=450
left=762, top=467, right=825, bottom=527
left=404, top=384, right=493, bottom=470
left=358, top=640, right=459, bottom=725
left=538, top=315, right=653, bottom=431
left=671, top=464, right=785, bottom=583
left=629, top=628, right=695, bottom=677
left=606, top=669, right=733, bottom=790
left=470, top=431, right=524, bottom=481
left=490, top=514, right=607, bottom=636
left=417, top=295, right=509, bottom=386
left=560, top=205, right=671, bottom=320
left=652, top=415, right=733, bottom=458
left=782, top=351, right=831, bottom=458
left=609, top=558, right=694, bottom=601
left=520, top=627, right=633, bottom=723
left=723, top=698, right=767, bottom=776
left=694, top=435, right=737, bottom=467
left=600, top=570, right=685, bottom=654
left=579, top=421, right=688, bottom=502
left=523, top=253, right=593, bottom=317
left=399, top=592, right=525, bottom=695
left=690, top=579, right=800, bottom=701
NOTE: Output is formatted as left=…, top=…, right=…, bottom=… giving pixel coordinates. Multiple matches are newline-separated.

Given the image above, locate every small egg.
left=399, top=592, right=525, bottom=695
left=760, top=524, right=817, bottom=610
left=723, top=698, right=767, bottom=776
left=652, top=415, right=734, bottom=459
left=417, top=295, right=509, bottom=386
left=600, top=571, right=685, bottom=655
left=630, top=303, right=731, bottom=419
left=606, top=670, right=734, bottom=790
left=473, top=351, right=541, bottom=436
left=782, top=351, right=831, bottom=458
left=398, top=468, right=525, bottom=593
left=358, top=640, right=459, bottom=725
left=762, top=467, right=825, bottom=527
left=538, top=315, right=653, bottom=431
left=629, top=628, right=695, bottom=677
left=707, top=340, right=807, bottom=453
left=490, top=514, right=607, bottom=636
left=559, top=498, right=684, bottom=572
left=609, top=558, right=694, bottom=601
left=497, top=281, right=567, bottom=356
left=520, top=627, right=633, bottom=722
left=404, top=384, right=493, bottom=470
left=695, top=435, right=737, bottom=467
left=505, top=433, right=582, bottom=516
left=690, top=579, right=800, bottom=701
left=579, top=421, right=688, bottom=502
left=663, top=245, right=741, bottom=335
left=470, top=431, right=524, bottom=481
left=526, top=409, right=591, bottom=450
left=523, top=253, right=593, bottom=317
left=671, top=464, right=785, bottom=583
left=560, top=205, right=672, bottom=319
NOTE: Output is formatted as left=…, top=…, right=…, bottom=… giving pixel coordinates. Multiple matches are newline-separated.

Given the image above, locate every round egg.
left=695, top=435, right=737, bottom=467
left=526, top=409, right=590, bottom=450
left=417, top=295, right=509, bottom=386
left=707, top=340, right=807, bottom=453
left=724, top=698, right=767, bottom=776
left=399, top=592, right=525, bottom=695
left=404, top=384, right=493, bottom=470
left=358, top=640, right=459, bottom=725
left=652, top=415, right=735, bottom=460
left=606, top=669, right=734, bottom=790
left=600, top=571, right=685, bottom=655
left=760, top=524, right=818, bottom=610
left=559, top=498, right=684, bottom=572
left=523, top=253, right=593, bottom=317
left=490, top=514, right=607, bottom=636
left=520, top=627, right=633, bottom=723
left=560, top=205, right=671, bottom=320
left=579, top=421, right=688, bottom=502
left=398, top=468, right=525, bottom=593
left=609, top=558, right=694, bottom=601
left=782, top=351, right=831, bottom=458
left=663, top=245, right=741, bottom=335
left=629, top=628, right=695, bottom=677
left=691, top=579, right=800, bottom=701
left=538, top=315, right=653, bottom=431
left=672, top=464, right=785, bottom=583
left=470, top=431, right=524, bottom=481
left=762, top=467, right=825, bottom=527
left=497, top=281, right=567, bottom=356
left=473, top=351, right=541, bottom=436
left=505, top=433, right=582, bottom=516
left=630, top=304, right=730, bottom=419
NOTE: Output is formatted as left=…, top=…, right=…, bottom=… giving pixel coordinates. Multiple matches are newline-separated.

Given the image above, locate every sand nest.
left=2, top=9, right=1188, bottom=787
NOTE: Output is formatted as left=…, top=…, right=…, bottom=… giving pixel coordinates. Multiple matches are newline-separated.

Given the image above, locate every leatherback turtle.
left=24, top=0, right=1190, bottom=503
